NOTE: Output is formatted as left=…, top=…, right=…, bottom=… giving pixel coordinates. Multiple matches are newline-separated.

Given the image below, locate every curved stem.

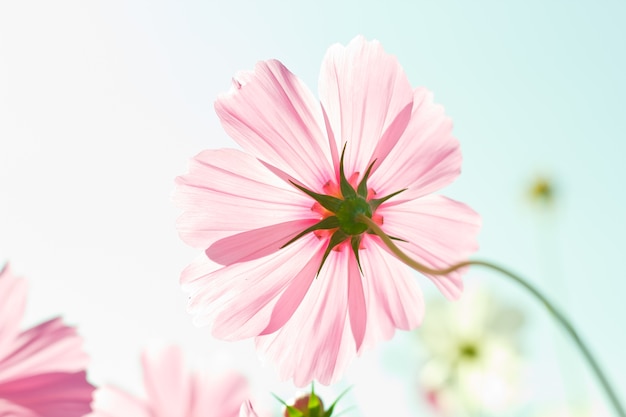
left=358, top=214, right=625, bottom=417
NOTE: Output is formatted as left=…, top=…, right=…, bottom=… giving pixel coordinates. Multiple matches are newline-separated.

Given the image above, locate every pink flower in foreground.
left=0, top=264, right=94, bottom=416
left=175, top=36, right=481, bottom=386
left=90, top=345, right=249, bottom=417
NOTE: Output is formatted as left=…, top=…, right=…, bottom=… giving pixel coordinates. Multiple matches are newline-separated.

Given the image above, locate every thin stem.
left=358, top=214, right=625, bottom=417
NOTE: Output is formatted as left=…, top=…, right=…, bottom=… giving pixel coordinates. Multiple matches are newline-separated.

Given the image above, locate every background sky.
left=1, top=1, right=625, bottom=416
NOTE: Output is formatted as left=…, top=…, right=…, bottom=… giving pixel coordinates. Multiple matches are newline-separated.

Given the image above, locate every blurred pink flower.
left=0, top=264, right=94, bottom=416
left=176, top=36, right=480, bottom=386
left=90, top=345, right=249, bottom=417
left=239, top=400, right=260, bottom=417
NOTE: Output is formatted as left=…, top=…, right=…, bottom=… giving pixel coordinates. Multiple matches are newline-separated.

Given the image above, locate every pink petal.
left=0, top=318, right=89, bottom=382
left=359, top=238, right=425, bottom=349
left=141, top=345, right=191, bottom=417
left=347, top=252, right=366, bottom=352
left=318, top=36, right=414, bottom=178
left=175, top=148, right=316, bottom=249
left=0, top=371, right=94, bottom=417
left=206, top=219, right=317, bottom=265
left=215, top=60, right=334, bottom=191
left=376, top=195, right=481, bottom=300
left=182, top=236, right=326, bottom=341
left=88, top=385, right=152, bottom=417
left=255, top=248, right=355, bottom=386
left=191, top=371, right=249, bottom=417
left=369, top=87, right=462, bottom=202
left=239, top=400, right=260, bottom=417
left=0, top=264, right=28, bottom=358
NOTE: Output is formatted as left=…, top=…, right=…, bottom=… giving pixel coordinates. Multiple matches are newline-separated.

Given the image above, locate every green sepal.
left=338, top=144, right=356, bottom=199
left=322, top=386, right=353, bottom=417
left=272, top=393, right=305, bottom=417
left=356, top=159, right=376, bottom=198
left=281, top=216, right=340, bottom=249
left=369, top=188, right=407, bottom=211
left=308, top=384, right=322, bottom=417
left=350, top=235, right=363, bottom=274
left=317, top=230, right=348, bottom=277
left=366, top=230, right=408, bottom=243
left=290, top=181, right=343, bottom=213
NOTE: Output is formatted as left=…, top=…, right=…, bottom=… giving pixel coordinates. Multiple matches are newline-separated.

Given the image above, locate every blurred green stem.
left=359, top=214, right=625, bottom=417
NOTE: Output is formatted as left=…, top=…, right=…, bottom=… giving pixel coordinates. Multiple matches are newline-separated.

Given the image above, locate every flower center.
left=335, top=196, right=372, bottom=235
left=284, top=145, right=406, bottom=275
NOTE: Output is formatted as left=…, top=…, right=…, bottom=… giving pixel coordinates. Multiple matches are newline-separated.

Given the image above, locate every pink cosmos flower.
left=175, top=36, right=481, bottom=386
left=0, top=263, right=94, bottom=416
left=90, top=345, right=249, bottom=417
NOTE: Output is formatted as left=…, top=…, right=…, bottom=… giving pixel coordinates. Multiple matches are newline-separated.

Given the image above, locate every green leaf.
left=356, top=159, right=376, bottom=198
left=338, top=144, right=356, bottom=199
left=317, top=230, right=348, bottom=277
left=281, top=216, right=340, bottom=249
left=291, top=181, right=343, bottom=213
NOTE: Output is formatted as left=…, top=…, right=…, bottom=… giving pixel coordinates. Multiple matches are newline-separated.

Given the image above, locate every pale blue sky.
left=1, top=1, right=625, bottom=416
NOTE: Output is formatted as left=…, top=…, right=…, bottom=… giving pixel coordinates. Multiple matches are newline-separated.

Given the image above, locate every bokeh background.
left=1, top=1, right=625, bottom=416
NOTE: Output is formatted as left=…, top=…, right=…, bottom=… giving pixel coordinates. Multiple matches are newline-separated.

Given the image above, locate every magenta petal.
left=206, top=219, right=317, bottom=265
left=175, top=148, right=315, bottom=249
left=215, top=60, right=334, bottom=191
left=370, top=87, right=462, bottom=202
left=376, top=195, right=481, bottom=300
left=0, top=372, right=94, bottom=417
left=141, top=345, right=191, bottom=417
left=319, top=36, right=414, bottom=177
left=255, top=249, right=354, bottom=386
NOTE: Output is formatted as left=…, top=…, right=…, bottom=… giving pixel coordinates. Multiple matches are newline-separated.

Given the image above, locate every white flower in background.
left=417, top=285, right=526, bottom=416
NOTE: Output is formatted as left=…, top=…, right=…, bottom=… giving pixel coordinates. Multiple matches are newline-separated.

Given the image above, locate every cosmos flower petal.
left=206, top=219, right=318, bottom=265
left=215, top=60, right=334, bottom=191
left=91, top=347, right=250, bottom=417
left=255, top=249, right=355, bottom=386
left=0, top=317, right=89, bottom=382
left=359, top=238, right=425, bottom=349
left=175, top=149, right=315, bottom=249
left=0, top=264, right=28, bottom=358
left=377, top=195, right=481, bottom=300
left=0, top=372, right=94, bottom=417
left=239, top=400, right=260, bottom=417
left=191, top=371, right=249, bottom=417
left=370, top=87, right=462, bottom=202
left=141, top=345, right=191, bottom=417
left=319, top=35, right=414, bottom=176
left=183, top=236, right=326, bottom=341
left=0, top=266, right=94, bottom=415
left=347, top=252, right=367, bottom=352
left=88, top=385, right=152, bottom=417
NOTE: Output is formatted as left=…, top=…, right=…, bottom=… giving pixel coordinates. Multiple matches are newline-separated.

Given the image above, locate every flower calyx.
left=284, top=145, right=405, bottom=275
left=273, top=384, right=351, bottom=417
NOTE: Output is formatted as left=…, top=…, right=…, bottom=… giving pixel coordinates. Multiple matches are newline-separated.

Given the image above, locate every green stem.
left=358, top=214, right=625, bottom=417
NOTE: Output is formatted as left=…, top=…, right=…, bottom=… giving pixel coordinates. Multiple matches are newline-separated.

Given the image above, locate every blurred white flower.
left=417, top=285, right=526, bottom=416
